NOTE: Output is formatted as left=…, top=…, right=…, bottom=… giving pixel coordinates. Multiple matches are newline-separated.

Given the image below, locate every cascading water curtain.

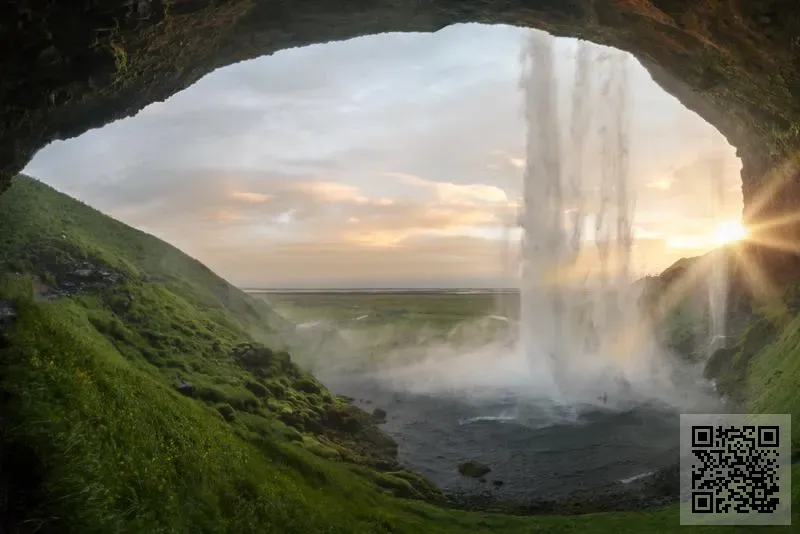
left=519, top=30, right=635, bottom=400
left=596, top=49, right=634, bottom=361
left=519, top=31, right=566, bottom=389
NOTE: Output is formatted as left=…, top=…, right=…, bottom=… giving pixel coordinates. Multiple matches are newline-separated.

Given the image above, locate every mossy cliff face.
left=3, top=1, right=800, bottom=235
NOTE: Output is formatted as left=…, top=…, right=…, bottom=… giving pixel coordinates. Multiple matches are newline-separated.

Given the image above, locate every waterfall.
left=518, top=33, right=635, bottom=402
left=708, top=152, right=728, bottom=355
left=518, top=31, right=567, bottom=391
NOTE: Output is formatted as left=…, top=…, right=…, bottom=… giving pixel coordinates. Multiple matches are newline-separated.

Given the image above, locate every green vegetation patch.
left=3, top=176, right=800, bottom=532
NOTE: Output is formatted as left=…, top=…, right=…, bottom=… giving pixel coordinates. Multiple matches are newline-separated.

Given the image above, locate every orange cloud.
left=384, top=172, right=509, bottom=205
left=294, top=181, right=369, bottom=204
left=230, top=191, right=273, bottom=203
left=211, top=210, right=246, bottom=222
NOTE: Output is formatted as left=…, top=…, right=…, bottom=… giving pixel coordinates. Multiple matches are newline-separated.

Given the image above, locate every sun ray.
left=746, top=210, right=800, bottom=236
left=731, top=245, right=783, bottom=301
left=741, top=233, right=800, bottom=255
left=742, top=154, right=800, bottom=224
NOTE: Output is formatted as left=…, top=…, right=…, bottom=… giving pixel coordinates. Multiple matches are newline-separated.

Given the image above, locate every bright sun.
left=713, top=220, right=749, bottom=245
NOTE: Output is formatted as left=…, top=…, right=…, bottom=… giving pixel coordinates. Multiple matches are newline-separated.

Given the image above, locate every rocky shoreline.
left=444, top=463, right=679, bottom=516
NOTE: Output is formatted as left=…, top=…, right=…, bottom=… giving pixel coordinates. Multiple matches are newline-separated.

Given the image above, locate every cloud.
left=210, top=210, right=247, bottom=222
left=23, top=24, right=743, bottom=287
left=230, top=191, right=273, bottom=203
left=293, top=181, right=369, bottom=204
left=385, top=172, right=509, bottom=205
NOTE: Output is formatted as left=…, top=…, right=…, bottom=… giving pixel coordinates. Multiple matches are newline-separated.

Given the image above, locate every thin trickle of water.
left=708, top=152, right=728, bottom=355
left=518, top=33, right=636, bottom=402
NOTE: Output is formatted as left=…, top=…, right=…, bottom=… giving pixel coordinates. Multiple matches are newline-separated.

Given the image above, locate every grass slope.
left=0, top=176, right=798, bottom=533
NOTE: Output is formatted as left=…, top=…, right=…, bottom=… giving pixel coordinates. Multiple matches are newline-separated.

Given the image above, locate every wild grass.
left=1, top=175, right=800, bottom=532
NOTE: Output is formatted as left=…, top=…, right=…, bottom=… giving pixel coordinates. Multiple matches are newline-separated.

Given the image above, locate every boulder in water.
left=372, top=408, right=387, bottom=423
left=458, top=461, right=491, bottom=478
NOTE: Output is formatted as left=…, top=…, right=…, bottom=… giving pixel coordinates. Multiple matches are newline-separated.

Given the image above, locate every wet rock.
left=703, top=347, right=737, bottom=380
left=33, top=260, right=124, bottom=300
left=0, top=300, right=16, bottom=348
left=374, top=459, right=399, bottom=472
left=458, top=461, right=491, bottom=479
left=372, top=408, right=387, bottom=424
left=321, top=407, right=362, bottom=433
left=0, top=300, right=15, bottom=322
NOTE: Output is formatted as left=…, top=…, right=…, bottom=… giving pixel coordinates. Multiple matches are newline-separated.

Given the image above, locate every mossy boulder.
left=321, top=406, right=362, bottom=433
left=232, top=343, right=276, bottom=368
left=295, top=377, right=322, bottom=395
left=216, top=403, right=236, bottom=422
left=244, top=380, right=268, bottom=398
left=264, top=380, right=287, bottom=399
left=351, top=467, right=445, bottom=503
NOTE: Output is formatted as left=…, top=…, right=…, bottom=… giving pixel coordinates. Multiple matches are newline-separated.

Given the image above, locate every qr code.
left=680, top=414, right=791, bottom=526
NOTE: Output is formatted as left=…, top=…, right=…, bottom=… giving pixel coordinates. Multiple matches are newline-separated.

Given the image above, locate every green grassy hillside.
left=0, top=176, right=798, bottom=533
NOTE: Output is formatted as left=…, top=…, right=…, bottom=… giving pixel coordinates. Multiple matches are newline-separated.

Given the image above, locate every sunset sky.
left=25, top=24, right=742, bottom=288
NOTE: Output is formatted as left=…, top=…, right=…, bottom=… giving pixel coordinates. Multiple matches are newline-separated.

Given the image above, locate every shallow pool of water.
left=325, top=374, right=682, bottom=501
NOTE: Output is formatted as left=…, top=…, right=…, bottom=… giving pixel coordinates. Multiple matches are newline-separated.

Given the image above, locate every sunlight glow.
left=713, top=220, right=748, bottom=245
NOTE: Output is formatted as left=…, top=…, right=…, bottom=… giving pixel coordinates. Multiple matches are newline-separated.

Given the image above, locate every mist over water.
left=316, top=35, right=721, bottom=417
left=295, top=31, right=727, bottom=502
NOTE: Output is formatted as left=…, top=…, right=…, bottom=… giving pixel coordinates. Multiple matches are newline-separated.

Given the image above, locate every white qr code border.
left=680, top=413, right=791, bottom=526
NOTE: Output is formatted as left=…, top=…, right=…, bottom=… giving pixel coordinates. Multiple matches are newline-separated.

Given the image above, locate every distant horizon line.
left=242, top=287, right=519, bottom=292
left=240, top=275, right=664, bottom=293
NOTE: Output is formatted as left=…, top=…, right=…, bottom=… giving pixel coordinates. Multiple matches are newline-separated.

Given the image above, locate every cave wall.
left=3, top=1, right=800, bottom=239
